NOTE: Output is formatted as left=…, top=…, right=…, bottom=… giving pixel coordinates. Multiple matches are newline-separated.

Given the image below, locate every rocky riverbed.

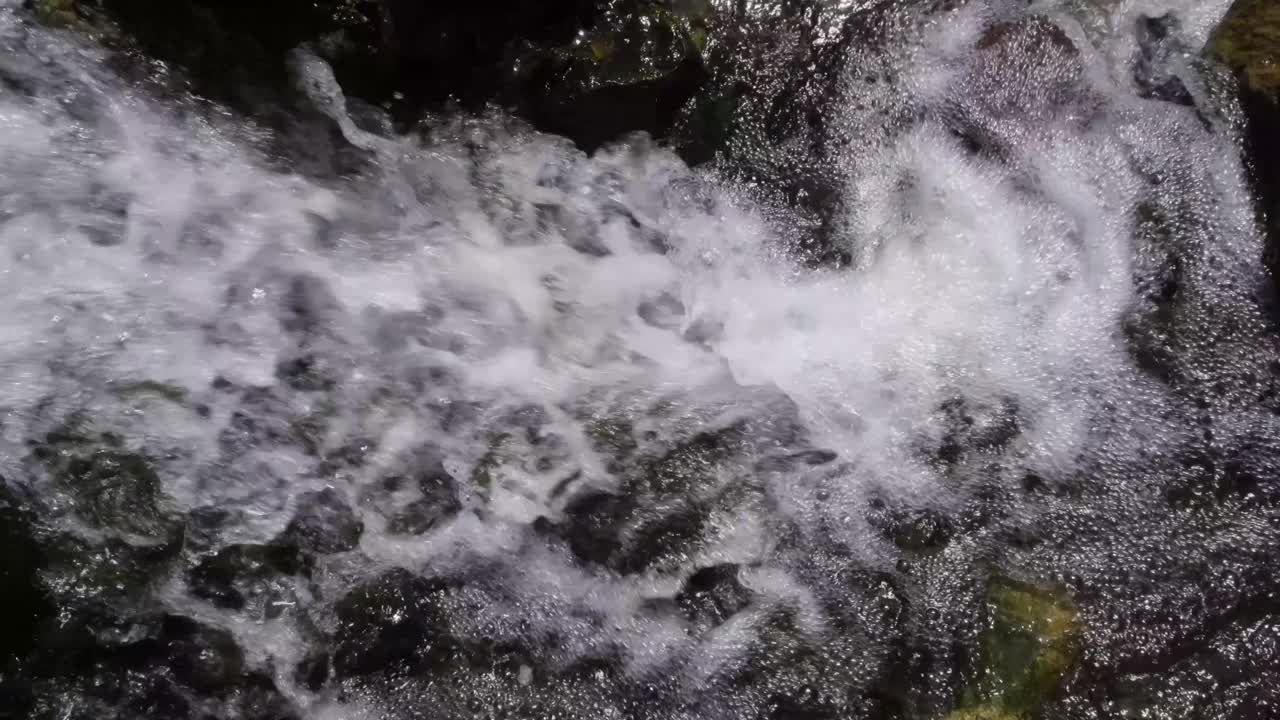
left=2, top=1, right=1280, bottom=719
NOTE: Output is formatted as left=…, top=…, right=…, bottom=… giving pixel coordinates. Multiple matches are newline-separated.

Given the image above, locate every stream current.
left=1, top=0, right=1278, bottom=718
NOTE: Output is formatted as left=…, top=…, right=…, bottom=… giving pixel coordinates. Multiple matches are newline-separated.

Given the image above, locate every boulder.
left=331, top=568, right=459, bottom=678
left=277, top=487, right=363, bottom=555
left=1208, top=0, right=1280, bottom=302
left=60, top=450, right=182, bottom=543
left=0, top=482, right=52, bottom=717
left=187, top=543, right=307, bottom=614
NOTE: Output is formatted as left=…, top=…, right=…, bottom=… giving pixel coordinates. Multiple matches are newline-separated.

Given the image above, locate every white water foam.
left=0, top=0, right=1274, bottom=714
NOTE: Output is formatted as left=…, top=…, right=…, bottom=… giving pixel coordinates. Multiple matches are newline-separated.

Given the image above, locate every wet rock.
left=184, top=505, right=235, bottom=550
left=867, top=499, right=955, bottom=553
left=755, top=448, right=838, bottom=472
left=383, top=453, right=462, bottom=536
left=331, top=568, right=459, bottom=678
left=634, top=425, right=743, bottom=496
left=675, top=563, right=752, bottom=627
left=60, top=450, right=182, bottom=542
left=948, top=578, right=1080, bottom=719
left=187, top=543, right=307, bottom=614
left=1090, top=611, right=1280, bottom=720
left=0, top=481, right=52, bottom=674
left=295, top=650, right=331, bottom=692
left=232, top=671, right=303, bottom=720
left=280, top=273, right=342, bottom=336
left=557, top=489, right=635, bottom=567
left=1208, top=0, right=1280, bottom=305
left=1134, top=13, right=1195, bottom=106
left=583, top=417, right=639, bottom=470
left=42, top=533, right=179, bottom=613
left=376, top=0, right=594, bottom=107
left=23, top=605, right=299, bottom=719
left=928, top=396, right=1021, bottom=468
left=550, top=484, right=709, bottom=575
left=148, top=615, right=245, bottom=694
left=512, top=0, right=710, bottom=153
left=637, top=293, right=685, bottom=330
left=705, top=607, right=865, bottom=720
left=274, top=352, right=338, bottom=392
left=277, top=487, right=363, bottom=554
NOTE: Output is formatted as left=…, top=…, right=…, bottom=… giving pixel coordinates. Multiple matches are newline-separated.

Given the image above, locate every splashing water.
left=3, top=0, right=1279, bottom=717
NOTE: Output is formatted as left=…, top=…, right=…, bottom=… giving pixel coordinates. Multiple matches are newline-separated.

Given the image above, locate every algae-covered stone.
left=1208, top=0, right=1280, bottom=294
left=1209, top=0, right=1280, bottom=98
left=951, top=578, right=1081, bottom=719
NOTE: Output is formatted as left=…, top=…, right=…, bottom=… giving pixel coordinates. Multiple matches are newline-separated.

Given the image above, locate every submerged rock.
left=949, top=578, right=1080, bottom=719
left=331, top=568, right=459, bottom=678
left=187, top=543, right=307, bottom=614
left=0, top=482, right=52, bottom=716
left=60, top=450, right=182, bottom=542
left=1208, top=0, right=1280, bottom=300
left=277, top=487, right=363, bottom=554
left=675, top=563, right=752, bottom=627
left=511, top=0, right=711, bottom=152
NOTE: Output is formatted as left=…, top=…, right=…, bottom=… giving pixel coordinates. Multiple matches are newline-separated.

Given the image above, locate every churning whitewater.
left=3, top=0, right=1280, bottom=718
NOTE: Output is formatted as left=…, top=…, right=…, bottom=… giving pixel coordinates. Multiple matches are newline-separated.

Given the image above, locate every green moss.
left=952, top=577, right=1081, bottom=719
left=1208, top=0, right=1280, bottom=98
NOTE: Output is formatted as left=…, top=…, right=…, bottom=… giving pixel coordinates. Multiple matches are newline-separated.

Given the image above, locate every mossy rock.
left=1208, top=0, right=1280, bottom=299
left=1208, top=0, right=1280, bottom=99
left=952, top=578, right=1081, bottom=719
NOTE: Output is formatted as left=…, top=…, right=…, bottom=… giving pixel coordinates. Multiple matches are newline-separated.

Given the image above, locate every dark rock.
left=331, top=568, right=459, bottom=678
left=558, top=489, right=635, bottom=567
left=514, top=1, right=710, bottom=153
left=152, top=615, right=245, bottom=694
left=187, top=543, right=307, bottom=613
left=233, top=671, right=303, bottom=720
left=676, top=564, right=752, bottom=627
left=70, top=0, right=375, bottom=104
left=637, top=293, right=686, bottom=330
left=61, top=451, right=180, bottom=542
left=184, top=505, right=234, bottom=550
left=755, top=449, right=838, bottom=472
left=866, top=499, right=954, bottom=553
left=377, top=0, right=596, bottom=109
left=280, top=273, right=342, bottom=336
left=614, top=499, right=708, bottom=574
left=1134, top=13, right=1195, bottom=106
left=928, top=396, right=1021, bottom=467
left=274, top=352, right=337, bottom=392
left=0, top=482, right=52, bottom=673
left=583, top=417, right=639, bottom=468
left=295, top=650, right=330, bottom=692
left=382, top=451, right=462, bottom=536
left=277, top=487, right=363, bottom=554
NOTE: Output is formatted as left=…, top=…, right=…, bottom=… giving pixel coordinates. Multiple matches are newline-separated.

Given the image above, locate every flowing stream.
left=2, top=0, right=1279, bottom=718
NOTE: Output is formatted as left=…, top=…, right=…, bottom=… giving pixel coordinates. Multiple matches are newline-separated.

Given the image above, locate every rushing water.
left=3, top=0, right=1279, bottom=718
